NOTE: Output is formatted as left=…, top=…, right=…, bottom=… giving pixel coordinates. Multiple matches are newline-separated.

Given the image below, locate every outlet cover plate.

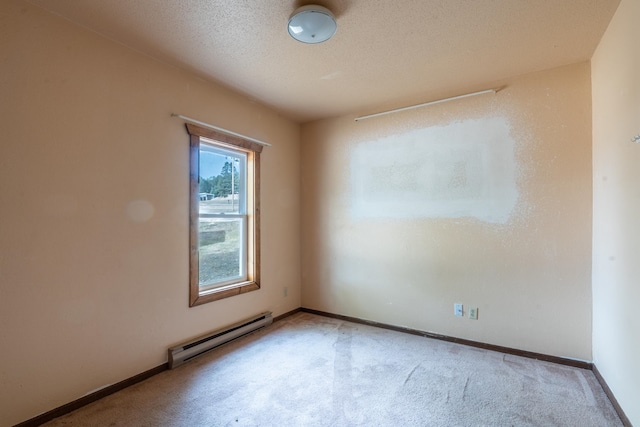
left=469, top=307, right=478, bottom=320
left=454, top=303, right=463, bottom=317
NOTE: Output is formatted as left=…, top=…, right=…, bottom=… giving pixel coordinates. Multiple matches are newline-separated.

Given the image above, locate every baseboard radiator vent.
left=168, top=311, right=272, bottom=369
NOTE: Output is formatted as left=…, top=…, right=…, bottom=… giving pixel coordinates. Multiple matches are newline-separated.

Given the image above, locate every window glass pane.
left=198, top=217, right=246, bottom=288
left=199, top=144, right=246, bottom=215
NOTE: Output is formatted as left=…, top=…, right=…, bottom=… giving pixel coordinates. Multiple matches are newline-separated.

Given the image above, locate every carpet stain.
left=308, top=357, right=329, bottom=369
left=402, top=364, right=421, bottom=386
left=462, top=376, right=470, bottom=401
left=331, top=323, right=355, bottom=424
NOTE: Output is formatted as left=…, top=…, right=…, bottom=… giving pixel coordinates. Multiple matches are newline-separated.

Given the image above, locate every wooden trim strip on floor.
left=14, top=310, right=302, bottom=427
left=273, top=307, right=301, bottom=322
left=299, top=308, right=634, bottom=425
left=15, top=307, right=631, bottom=427
left=14, top=364, right=168, bottom=427
left=300, top=307, right=593, bottom=370
left=592, top=364, right=633, bottom=427
left=294, top=307, right=632, bottom=426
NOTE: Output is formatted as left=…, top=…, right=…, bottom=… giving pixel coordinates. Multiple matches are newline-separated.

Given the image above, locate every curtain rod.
left=171, top=114, right=272, bottom=147
left=354, top=89, right=498, bottom=122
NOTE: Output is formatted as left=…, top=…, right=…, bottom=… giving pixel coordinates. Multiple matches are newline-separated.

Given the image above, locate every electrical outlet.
left=469, top=307, right=478, bottom=320
left=454, top=303, right=463, bottom=317
left=283, top=287, right=288, bottom=297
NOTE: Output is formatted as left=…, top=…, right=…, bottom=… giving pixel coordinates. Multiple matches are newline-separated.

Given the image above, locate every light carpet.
left=44, top=312, right=622, bottom=426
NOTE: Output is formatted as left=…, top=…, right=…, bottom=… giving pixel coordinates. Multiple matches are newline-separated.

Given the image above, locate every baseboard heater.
left=168, top=311, right=273, bottom=369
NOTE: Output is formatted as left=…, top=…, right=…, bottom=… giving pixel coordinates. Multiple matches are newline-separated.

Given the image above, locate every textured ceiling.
left=27, top=0, right=620, bottom=123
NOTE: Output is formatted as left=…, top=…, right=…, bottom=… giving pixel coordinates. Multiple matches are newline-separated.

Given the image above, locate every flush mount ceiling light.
left=288, top=5, right=337, bottom=44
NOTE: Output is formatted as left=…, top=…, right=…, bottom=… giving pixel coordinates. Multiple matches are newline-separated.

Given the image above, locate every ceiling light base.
left=288, top=5, right=337, bottom=44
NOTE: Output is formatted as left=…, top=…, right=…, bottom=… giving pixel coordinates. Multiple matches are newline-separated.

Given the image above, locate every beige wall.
left=301, top=62, right=593, bottom=361
left=592, top=0, right=640, bottom=424
left=0, top=1, right=301, bottom=425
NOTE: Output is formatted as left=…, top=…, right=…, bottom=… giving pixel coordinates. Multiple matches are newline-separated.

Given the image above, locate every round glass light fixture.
left=288, top=5, right=337, bottom=44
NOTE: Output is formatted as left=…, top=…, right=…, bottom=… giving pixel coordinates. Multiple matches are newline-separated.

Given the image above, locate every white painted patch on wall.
left=126, top=199, right=155, bottom=223
left=351, top=117, right=518, bottom=224
left=320, top=71, right=341, bottom=80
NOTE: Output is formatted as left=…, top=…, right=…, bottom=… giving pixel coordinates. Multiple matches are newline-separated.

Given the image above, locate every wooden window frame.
left=186, top=123, right=262, bottom=306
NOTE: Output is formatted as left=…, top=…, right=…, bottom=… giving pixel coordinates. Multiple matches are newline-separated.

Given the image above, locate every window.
left=187, top=124, right=262, bottom=306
